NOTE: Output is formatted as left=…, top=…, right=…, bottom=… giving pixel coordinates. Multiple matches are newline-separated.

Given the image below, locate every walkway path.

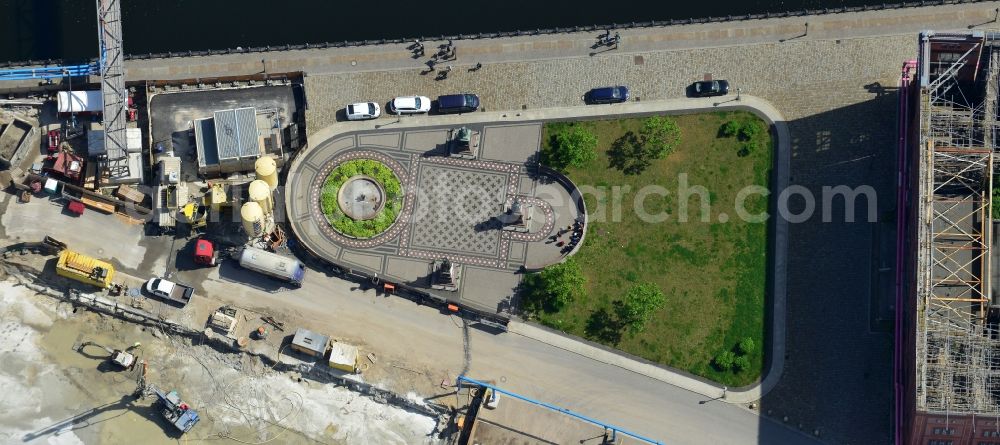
left=121, top=2, right=1000, bottom=82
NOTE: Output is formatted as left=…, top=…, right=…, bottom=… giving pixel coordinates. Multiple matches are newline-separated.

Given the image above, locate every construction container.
left=255, top=156, right=278, bottom=191
left=328, top=341, right=359, bottom=373
left=291, top=328, right=329, bottom=358
left=240, top=202, right=265, bottom=237
left=248, top=180, right=273, bottom=216
left=56, top=250, right=115, bottom=288
left=57, top=91, right=102, bottom=113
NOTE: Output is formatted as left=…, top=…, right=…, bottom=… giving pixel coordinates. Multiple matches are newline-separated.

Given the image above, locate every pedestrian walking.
left=474, top=62, right=482, bottom=71
left=445, top=65, right=453, bottom=72
left=614, top=32, right=621, bottom=46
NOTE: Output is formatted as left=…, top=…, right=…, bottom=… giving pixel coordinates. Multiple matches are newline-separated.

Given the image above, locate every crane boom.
left=96, top=0, right=130, bottom=179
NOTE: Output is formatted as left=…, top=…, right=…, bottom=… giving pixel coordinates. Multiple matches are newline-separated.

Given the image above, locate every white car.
left=345, top=102, right=381, bottom=120
left=389, top=96, right=431, bottom=114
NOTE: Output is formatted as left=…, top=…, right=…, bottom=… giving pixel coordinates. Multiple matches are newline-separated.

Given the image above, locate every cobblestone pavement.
left=304, top=35, right=912, bottom=445
left=409, top=164, right=506, bottom=256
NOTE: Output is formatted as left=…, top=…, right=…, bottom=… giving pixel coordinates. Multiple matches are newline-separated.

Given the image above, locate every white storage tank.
left=255, top=156, right=278, bottom=191
left=248, top=180, right=273, bottom=216
left=241, top=202, right=265, bottom=237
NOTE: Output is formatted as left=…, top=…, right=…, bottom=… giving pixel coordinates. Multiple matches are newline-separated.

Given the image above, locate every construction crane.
left=0, top=1, right=130, bottom=180
left=96, top=0, right=130, bottom=179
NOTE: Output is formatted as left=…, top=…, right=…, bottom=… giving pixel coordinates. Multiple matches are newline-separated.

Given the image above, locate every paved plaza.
left=288, top=122, right=581, bottom=313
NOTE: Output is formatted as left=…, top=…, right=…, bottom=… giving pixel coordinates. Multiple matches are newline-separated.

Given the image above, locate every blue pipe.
left=0, top=63, right=96, bottom=80
left=457, top=375, right=664, bottom=445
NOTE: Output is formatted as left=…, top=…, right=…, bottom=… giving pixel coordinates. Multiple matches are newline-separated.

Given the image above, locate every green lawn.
left=534, top=111, right=772, bottom=386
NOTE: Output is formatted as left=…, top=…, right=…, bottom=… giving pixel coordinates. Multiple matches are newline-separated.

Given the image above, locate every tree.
left=714, top=351, right=736, bottom=371
left=607, top=117, right=681, bottom=175
left=543, top=124, right=598, bottom=171
left=638, top=116, right=682, bottom=158
left=613, top=283, right=666, bottom=335
left=738, top=337, right=755, bottom=355
left=522, top=258, right=586, bottom=314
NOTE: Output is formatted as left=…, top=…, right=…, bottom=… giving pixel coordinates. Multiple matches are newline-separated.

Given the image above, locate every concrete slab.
left=459, top=267, right=518, bottom=311
left=402, top=130, right=449, bottom=153
left=328, top=135, right=357, bottom=152
left=518, top=175, right=535, bottom=195
left=385, top=256, right=432, bottom=284
left=358, top=132, right=401, bottom=149
left=340, top=250, right=385, bottom=273
left=509, top=241, right=526, bottom=262
left=480, top=124, right=541, bottom=164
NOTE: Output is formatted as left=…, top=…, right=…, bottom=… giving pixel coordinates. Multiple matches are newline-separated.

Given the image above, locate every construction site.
left=906, top=30, right=1000, bottom=443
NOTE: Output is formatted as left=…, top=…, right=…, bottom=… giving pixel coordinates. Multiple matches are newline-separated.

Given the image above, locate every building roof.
left=328, top=341, right=359, bottom=367
left=291, top=328, right=329, bottom=354
left=214, top=107, right=258, bottom=161
left=193, top=117, right=218, bottom=168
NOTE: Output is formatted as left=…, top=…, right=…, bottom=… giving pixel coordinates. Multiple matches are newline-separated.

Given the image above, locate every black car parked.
left=436, top=93, right=480, bottom=114
left=585, top=86, right=629, bottom=104
left=689, top=80, right=730, bottom=97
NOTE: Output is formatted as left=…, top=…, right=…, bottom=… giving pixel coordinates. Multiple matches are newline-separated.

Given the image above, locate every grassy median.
left=530, top=111, right=772, bottom=386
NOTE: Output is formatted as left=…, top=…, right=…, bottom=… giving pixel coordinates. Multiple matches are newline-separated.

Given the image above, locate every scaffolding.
left=916, top=32, right=1000, bottom=416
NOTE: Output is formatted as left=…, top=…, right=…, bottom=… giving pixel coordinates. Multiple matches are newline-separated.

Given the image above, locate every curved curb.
left=287, top=95, right=789, bottom=404
left=533, top=165, right=589, bottom=271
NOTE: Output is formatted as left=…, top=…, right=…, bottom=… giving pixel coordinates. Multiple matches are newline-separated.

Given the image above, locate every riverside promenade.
left=35, top=2, right=1000, bottom=444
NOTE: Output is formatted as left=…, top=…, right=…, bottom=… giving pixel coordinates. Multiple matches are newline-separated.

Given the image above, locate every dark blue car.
left=436, top=93, right=480, bottom=114
left=585, top=86, right=629, bottom=104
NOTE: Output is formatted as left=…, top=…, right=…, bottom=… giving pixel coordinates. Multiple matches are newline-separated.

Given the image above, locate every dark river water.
left=1, top=0, right=920, bottom=62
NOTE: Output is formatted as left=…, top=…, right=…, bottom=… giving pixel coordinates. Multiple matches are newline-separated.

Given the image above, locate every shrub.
left=738, top=120, right=765, bottom=141
left=320, top=159, right=403, bottom=239
left=733, top=356, right=751, bottom=372
left=719, top=120, right=741, bottom=137
left=737, top=141, right=759, bottom=158
left=714, top=351, right=736, bottom=371
left=738, top=337, right=755, bottom=355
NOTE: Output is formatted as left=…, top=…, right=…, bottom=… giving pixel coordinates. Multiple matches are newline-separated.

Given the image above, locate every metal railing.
left=457, top=375, right=664, bottom=445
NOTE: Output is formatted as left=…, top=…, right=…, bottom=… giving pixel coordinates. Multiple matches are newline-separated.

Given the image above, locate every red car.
left=47, top=129, right=60, bottom=154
